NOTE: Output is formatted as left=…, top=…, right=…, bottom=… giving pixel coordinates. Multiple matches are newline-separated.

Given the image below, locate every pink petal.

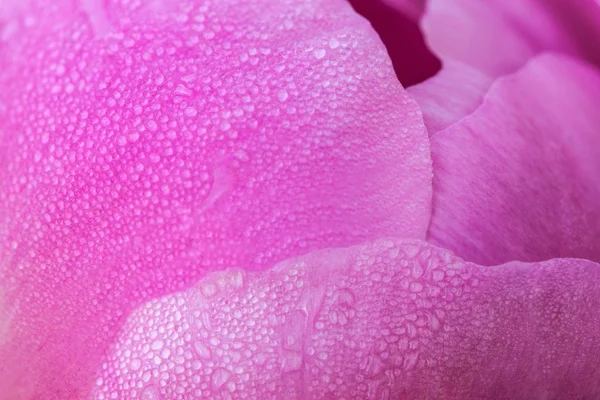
left=94, top=238, right=600, bottom=399
left=414, top=0, right=600, bottom=131
left=408, top=60, right=493, bottom=133
left=0, top=0, right=432, bottom=397
left=423, top=0, right=600, bottom=77
left=428, top=53, right=600, bottom=265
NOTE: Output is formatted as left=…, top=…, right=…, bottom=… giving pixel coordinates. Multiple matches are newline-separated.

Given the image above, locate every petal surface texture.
left=94, top=238, right=600, bottom=399
left=414, top=0, right=600, bottom=132
left=428, top=53, right=600, bottom=265
left=0, top=0, right=432, bottom=398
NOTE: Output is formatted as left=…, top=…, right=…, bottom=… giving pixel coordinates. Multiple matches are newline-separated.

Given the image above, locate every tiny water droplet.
left=194, top=340, right=211, bottom=359
left=150, top=339, right=164, bottom=351
left=131, top=358, right=142, bottom=371
left=140, top=385, right=161, bottom=400
left=184, top=106, right=198, bottom=117
left=211, top=368, right=232, bottom=390
left=277, top=90, right=289, bottom=102
left=174, top=84, right=193, bottom=96
left=313, top=49, right=326, bottom=59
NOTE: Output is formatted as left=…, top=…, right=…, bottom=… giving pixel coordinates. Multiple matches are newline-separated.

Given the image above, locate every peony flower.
left=0, top=0, right=598, bottom=398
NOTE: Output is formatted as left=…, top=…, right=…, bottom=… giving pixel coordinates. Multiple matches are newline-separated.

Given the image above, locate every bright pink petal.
left=428, top=53, right=600, bottom=265
left=0, top=0, right=432, bottom=397
left=94, top=238, right=600, bottom=399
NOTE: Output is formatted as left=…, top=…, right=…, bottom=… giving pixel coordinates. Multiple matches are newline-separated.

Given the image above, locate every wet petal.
left=94, top=238, right=600, bottom=399
left=428, top=53, right=600, bottom=265
left=0, top=0, right=431, bottom=397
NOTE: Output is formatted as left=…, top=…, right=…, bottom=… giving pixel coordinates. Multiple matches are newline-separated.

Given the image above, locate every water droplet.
left=360, top=354, right=385, bottom=377
left=410, top=282, right=423, bottom=292
left=406, top=322, right=417, bottom=338
left=140, top=385, right=161, bottom=400
left=211, top=368, right=232, bottom=390
left=432, top=270, right=445, bottom=282
left=280, top=350, right=303, bottom=372
left=233, top=150, right=250, bottom=162
left=131, top=358, right=142, bottom=371
left=313, top=49, right=326, bottom=59
left=428, top=314, right=441, bottom=330
left=184, top=107, right=198, bottom=117
left=147, top=120, right=158, bottom=132
left=128, top=132, right=140, bottom=143
left=202, top=283, right=217, bottom=297
left=174, top=84, right=193, bottom=96
left=277, top=90, right=289, bottom=102
left=334, top=289, right=355, bottom=307
left=220, top=121, right=231, bottom=131
left=226, top=268, right=246, bottom=289
left=412, top=264, right=424, bottom=279
left=150, top=339, right=164, bottom=351
left=194, top=340, right=211, bottom=359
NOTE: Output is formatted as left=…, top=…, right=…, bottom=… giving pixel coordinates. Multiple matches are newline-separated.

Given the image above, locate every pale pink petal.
left=423, top=0, right=600, bottom=77
left=415, top=0, right=600, bottom=131
left=94, top=238, right=600, bottom=399
left=408, top=60, right=493, bottom=133
left=428, top=53, right=600, bottom=265
left=0, top=0, right=432, bottom=397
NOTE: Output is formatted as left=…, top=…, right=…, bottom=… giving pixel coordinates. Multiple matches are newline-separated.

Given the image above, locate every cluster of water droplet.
left=0, top=0, right=431, bottom=396
left=93, top=239, right=483, bottom=399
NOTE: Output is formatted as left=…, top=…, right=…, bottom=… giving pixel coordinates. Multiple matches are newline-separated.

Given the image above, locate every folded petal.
left=428, top=53, right=600, bottom=265
left=0, top=0, right=432, bottom=397
left=414, top=0, right=600, bottom=131
left=94, top=238, right=600, bottom=399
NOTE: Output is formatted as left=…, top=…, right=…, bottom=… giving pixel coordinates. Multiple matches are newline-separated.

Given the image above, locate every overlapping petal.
left=95, top=238, right=600, bottom=399
left=423, top=0, right=600, bottom=77
left=408, top=60, right=492, bottom=133
left=427, top=53, right=600, bottom=265
left=0, top=0, right=432, bottom=397
left=412, top=0, right=600, bottom=132
left=348, top=0, right=440, bottom=87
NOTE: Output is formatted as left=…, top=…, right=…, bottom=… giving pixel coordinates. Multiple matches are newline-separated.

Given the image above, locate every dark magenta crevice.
left=348, top=0, right=441, bottom=87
